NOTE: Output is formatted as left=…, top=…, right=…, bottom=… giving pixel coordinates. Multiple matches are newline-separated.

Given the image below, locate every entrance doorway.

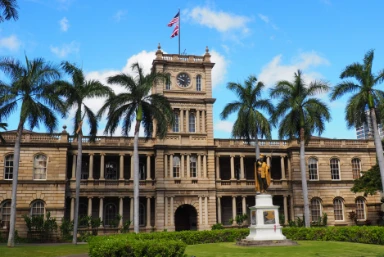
left=174, top=204, right=197, bottom=231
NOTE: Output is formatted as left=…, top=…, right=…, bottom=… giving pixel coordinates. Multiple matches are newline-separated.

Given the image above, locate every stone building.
left=0, top=47, right=382, bottom=236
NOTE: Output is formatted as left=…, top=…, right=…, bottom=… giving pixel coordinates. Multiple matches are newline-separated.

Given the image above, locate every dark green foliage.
left=351, top=164, right=383, bottom=196
left=283, top=226, right=384, bottom=245
left=60, top=218, right=73, bottom=240
left=211, top=223, right=224, bottom=230
left=23, top=212, right=58, bottom=242
left=311, top=213, right=328, bottom=227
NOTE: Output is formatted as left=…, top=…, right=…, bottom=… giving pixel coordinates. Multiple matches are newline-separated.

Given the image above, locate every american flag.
left=171, top=24, right=179, bottom=38
left=167, top=11, right=179, bottom=27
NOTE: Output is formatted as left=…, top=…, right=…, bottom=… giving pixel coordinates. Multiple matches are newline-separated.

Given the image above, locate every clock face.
left=176, top=72, right=191, bottom=88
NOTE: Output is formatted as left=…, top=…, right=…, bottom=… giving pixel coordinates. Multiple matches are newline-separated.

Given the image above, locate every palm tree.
left=0, top=56, right=65, bottom=247
left=98, top=63, right=174, bottom=233
left=270, top=70, right=330, bottom=227
left=0, top=122, right=7, bottom=143
left=330, top=49, right=384, bottom=195
left=0, top=0, right=18, bottom=22
left=55, top=61, right=112, bottom=244
left=220, top=75, right=274, bottom=168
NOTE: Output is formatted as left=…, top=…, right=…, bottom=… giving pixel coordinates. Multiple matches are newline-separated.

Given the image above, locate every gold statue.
left=255, top=155, right=271, bottom=193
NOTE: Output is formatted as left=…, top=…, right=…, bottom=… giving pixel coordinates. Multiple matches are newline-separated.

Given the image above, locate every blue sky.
left=1, top=0, right=384, bottom=139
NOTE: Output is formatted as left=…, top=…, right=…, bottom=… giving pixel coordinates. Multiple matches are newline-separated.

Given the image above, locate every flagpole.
left=178, top=8, right=180, bottom=55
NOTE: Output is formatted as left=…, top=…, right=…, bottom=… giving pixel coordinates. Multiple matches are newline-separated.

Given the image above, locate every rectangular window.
left=196, top=75, right=201, bottom=91
left=352, top=158, right=361, bottom=179
left=190, top=156, right=197, bottom=177
left=311, top=199, right=321, bottom=222
left=330, top=159, right=340, bottom=180
left=173, top=113, right=179, bottom=132
left=4, top=155, right=13, bottom=180
left=189, top=113, right=195, bottom=132
left=33, top=155, right=47, bottom=180
left=333, top=199, right=344, bottom=221
left=356, top=199, right=365, bottom=220
left=308, top=158, right=318, bottom=180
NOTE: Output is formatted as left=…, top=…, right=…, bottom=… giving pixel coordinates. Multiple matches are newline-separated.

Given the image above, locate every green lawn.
left=1, top=241, right=384, bottom=257
left=185, top=241, right=384, bottom=257
left=0, top=244, right=89, bottom=257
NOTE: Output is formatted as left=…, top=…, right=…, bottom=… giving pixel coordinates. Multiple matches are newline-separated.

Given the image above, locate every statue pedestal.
left=246, top=194, right=286, bottom=241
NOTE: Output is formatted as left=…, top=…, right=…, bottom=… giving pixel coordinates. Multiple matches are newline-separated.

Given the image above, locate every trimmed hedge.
left=282, top=226, right=384, bottom=245
left=88, top=229, right=249, bottom=257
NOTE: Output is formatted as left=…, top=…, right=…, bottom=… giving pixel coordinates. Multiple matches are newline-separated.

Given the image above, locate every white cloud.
left=59, top=17, right=69, bottom=32
left=210, top=49, right=228, bottom=88
left=185, top=6, right=250, bottom=33
left=214, top=120, right=233, bottom=133
left=114, top=10, right=126, bottom=22
left=50, top=41, right=80, bottom=58
left=258, top=51, right=330, bottom=87
left=56, top=0, right=73, bottom=10
left=258, top=14, right=269, bottom=23
left=0, top=35, right=21, bottom=51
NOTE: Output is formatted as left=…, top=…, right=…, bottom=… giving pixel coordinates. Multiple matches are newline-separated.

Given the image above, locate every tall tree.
left=55, top=61, right=112, bottom=244
left=0, top=56, right=65, bottom=247
left=0, top=0, right=18, bottom=22
left=0, top=122, right=7, bottom=143
left=270, top=70, right=330, bottom=227
left=98, top=63, right=174, bottom=233
left=220, top=75, right=273, bottom=168
left=330, top=50, right=384, bottom=195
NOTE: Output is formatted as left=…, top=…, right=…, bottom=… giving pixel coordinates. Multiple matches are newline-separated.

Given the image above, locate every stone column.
left=70, top=197, right=75, bottom=221
left=100, top=154, right=105, bottom=180
left=130, top=154, right=134, bottom=179
left=181, top=154, right=185, bottom=178
left=232, top=196, right=236, bottom=225
left=165, top=197, right=168, bottom=226
left=180, top=109, right=184, bottom=132
left=196, top=110, right=200, bottom=133
left=202, top=110, right=206, bottom=133
left=119, top=197, right=124, bottom=227
left=186, top=155, right=190, bottom=178
left=169, top=154, right=174, bottom=178
left=240, top=155, right=245, bottom=179
left=89, top=154, right=94, bottom=180
left=88, top=197, right=92, bottom=217
left=217, top=197, right=222, bottom=224
left=216, top=155, right=220, bottom=179
left=267, top=156, right=271, bottom=167
left=130, top=197, right=134, bottom=225
left=170, top=197, right=174, bottom=226
left=281, top=156, right=286, bottom=180
left=119, top=154, right=124, bottom=180
left=146, top=155, right=151, bottom=180
left=199, top=196, right=202, bottom=226
left=203, top=155, right=207, bottom=178
left=242, top=196, right=246, bottom=214
left=186, top=110, right=189, bottom=132
left=99, top=197, right=104, bottom=227
left=230, top=155, right=235, bottom=180
left=283, top=195, right=288, bottom=225
left=146, top=197, right=151, bottom=228
left=197, top=154, right=201, bottom=178
left=205, top=196, right=208, bottom=225
left=72, top=154, right=76, bottom=179
left=290, top=195, right=294, bottom=222
left=164, top=154, right=168, bottom=178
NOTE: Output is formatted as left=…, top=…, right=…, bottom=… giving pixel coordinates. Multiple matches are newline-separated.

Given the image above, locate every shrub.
left=211, top=223, right=224, bottom=230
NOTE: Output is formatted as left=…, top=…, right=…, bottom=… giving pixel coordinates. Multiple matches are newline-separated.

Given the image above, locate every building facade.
left=356, top=110, right=384, bottom=139
left=0, top=47, right=382, bottom=236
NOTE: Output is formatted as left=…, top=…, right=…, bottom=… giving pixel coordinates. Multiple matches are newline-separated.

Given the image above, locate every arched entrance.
left=174, top=204, right=197, bottom=231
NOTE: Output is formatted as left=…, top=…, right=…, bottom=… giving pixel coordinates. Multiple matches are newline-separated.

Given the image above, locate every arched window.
left=104, top=203, right=117, bottom=226
left=308, top=157, right=318, bottom=180
left=196, top=75, right=202, bottom=91
left=139, top=203, right=145, bottom=226
left=173, top=156, right=180, bottom=177
left=0, top=200, right=11, bottom=227
left=352, top=158, right=361, bottom=179
left=31, top=200, right=45, bottom=217
left=190, top=155, right=197, bottom=177
left=311, top=198, right=322, bottom=222
left=105, top=162, right=117, bottom=180
left=81, top=160, right=89, bottom=179
left=330, top=158, right=340, bottom=180
left=33, top=154, right=47, bottom=180
left=4, top=154, right=13, bottom=180
left=189, top=113, right=196, bottom=132
left=333, top=198, right=344, bottom=221
left=173, top=112, right=179, bottom=132
left=165, top=74, right=171, bottom=90
left=356, top=198, right=366, bottom=220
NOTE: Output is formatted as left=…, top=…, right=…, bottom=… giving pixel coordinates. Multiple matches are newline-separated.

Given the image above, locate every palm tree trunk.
left=299, top=127, right=310, bottom=228
left=370, top=108, right=384, bottom=193
left=7, top=122, right=23, bottom=247
left=133, top=121, right=140, bottom=233
left=255, top=133, right=260, bottom=161
left=72, top=132, right=83, bottom=244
